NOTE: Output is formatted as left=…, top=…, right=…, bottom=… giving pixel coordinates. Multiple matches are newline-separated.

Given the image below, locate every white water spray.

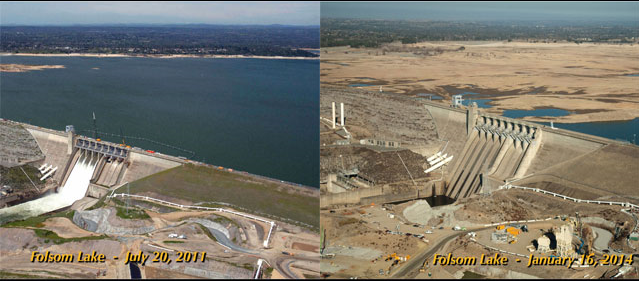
left=0, top=151, right=98, bottom=223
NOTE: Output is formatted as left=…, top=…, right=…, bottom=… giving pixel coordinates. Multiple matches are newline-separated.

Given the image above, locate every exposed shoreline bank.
left=0, top=52, right=319, bottom=60
left=0, top=63, right=65, bottom=73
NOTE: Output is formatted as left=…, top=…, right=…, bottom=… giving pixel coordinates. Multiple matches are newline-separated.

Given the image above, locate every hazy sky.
left=321, top=2, right=639, bottom=22
left=0, top=1, right=320, bottom=26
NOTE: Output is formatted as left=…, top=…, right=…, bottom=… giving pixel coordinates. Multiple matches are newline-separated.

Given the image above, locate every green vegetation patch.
left=128, top=164, right=319, bottom=228
left=198, top=224, right=217, bottom=242
left=86, top=195, right=108, bottom=211
left=134, top=199, right=180, bottom=213
left=32, top=229, right=109, bottom=245
left=338, top=218, right=360, bottom=227
left=264, top=267, right=274, bottom=279
left=163, top=240, right=184, bottom=244
left=212, top=215, right=239, bottom=228
left=114, top=206, right=150, bottom=220
left=0, top=165, right=41, bottom=186
left=2, top=210, right=75, bottom=228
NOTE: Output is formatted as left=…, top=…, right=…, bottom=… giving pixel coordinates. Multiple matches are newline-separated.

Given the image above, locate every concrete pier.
left=332, top=102, right=336, bottom=129
left=340, top=102, right=345, bottom=126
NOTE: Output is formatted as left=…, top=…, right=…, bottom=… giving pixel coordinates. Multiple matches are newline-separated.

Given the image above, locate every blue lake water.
left=538, top=118, right=639, bottom=143
left=463, top=99, right=492, bottom=108
left=502, top=108, right=571, bottom=119
left=624, top=74, right=639, bottom=77
left=457, top=92, right=493, bottom=108
left=501, top=108, right=636, bottom=143
left=0, top=55, right=319, bottom=187
left=446, top=91, right=636, bottom=143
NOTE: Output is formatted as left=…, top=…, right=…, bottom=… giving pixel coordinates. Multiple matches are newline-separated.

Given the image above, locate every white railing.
left=39, top=166, right=58, bottom=181
left=499, top=184, right=639, bottom=211
left=108, top=193, right=276, bottom=248
left=254, top=259, right=264, bottom=279
left=424, top=156, right=453, bottom=174
left=482, top=217, right=555, bottom=228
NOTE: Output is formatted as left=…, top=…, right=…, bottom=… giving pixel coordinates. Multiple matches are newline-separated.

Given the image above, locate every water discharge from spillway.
left=0, top=151, right=98, bottom=225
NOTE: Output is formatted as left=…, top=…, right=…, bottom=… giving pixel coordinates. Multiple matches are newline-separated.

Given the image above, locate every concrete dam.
left=0, top=150, right=98, bottom=223
left=444, top=107, right=540, bottom=200
left=0, top=121, right=183, bottom=224
left=426, top=100, right=639, bottom=202
left=321, top=100, right=639, bottom=208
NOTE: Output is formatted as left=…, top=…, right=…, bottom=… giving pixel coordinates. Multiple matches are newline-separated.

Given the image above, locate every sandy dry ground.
left=41, top=217, right=102, bottom=238
left=432, top=227, right=621, bottom=279
left=321, top=187, right=637, bottom=278
left=321, top=41, right=639, bottom=123
left=0, top=63, right=65, bottom=72
left=0, top=199, right=319, bottom=279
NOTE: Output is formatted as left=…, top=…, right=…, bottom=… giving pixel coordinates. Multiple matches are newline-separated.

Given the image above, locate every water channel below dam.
left=0, top=151, right=97, bottom=225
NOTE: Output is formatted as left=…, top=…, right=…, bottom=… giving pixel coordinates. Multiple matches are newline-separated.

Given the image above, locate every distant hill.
left=1, top=25, right=319, bottom=57
left=321, top=18, right=639, bottom=48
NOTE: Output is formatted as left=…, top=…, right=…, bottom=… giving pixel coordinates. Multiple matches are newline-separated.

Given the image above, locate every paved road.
left=392, top=220, right=562, bottom=278
left=275, top=257, right=299, bottom=279
left=274, top=254, right=319, bottom=279
left=392, top=225, right=502, bottom=278
left=591, top=226, right=613, bottom=251
left=391, top=230, right=469, bottom=278
left=208, top=228, right=258, bottom=255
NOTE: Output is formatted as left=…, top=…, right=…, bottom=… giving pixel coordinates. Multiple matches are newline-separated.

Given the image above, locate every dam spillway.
left=445, top=114, right=538, bottom=200
left=0, top=150, right=98, bottom=224
left=422, top=100, right=638, bottom=204
left=0, top=121, right=185, bottom=224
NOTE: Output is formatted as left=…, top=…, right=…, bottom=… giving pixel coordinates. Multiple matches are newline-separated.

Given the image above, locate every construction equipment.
left=507, top=227, right=521, bottom=236
left=420, top=259, right=428, bottom=273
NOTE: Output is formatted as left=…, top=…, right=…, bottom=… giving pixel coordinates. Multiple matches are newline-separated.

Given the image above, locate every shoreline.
left=0, top=52, right=319, bottom=60
left=325, top=84, right=639, bottom=125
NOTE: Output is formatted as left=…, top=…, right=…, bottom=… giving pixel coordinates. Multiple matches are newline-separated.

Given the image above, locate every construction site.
left=319, top=85, right=639, bottom=279
left=0, top=118, right=319, bottom=279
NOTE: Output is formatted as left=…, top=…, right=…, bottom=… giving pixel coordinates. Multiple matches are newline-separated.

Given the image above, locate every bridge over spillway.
left=73, top=137, right=129, bottom=189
